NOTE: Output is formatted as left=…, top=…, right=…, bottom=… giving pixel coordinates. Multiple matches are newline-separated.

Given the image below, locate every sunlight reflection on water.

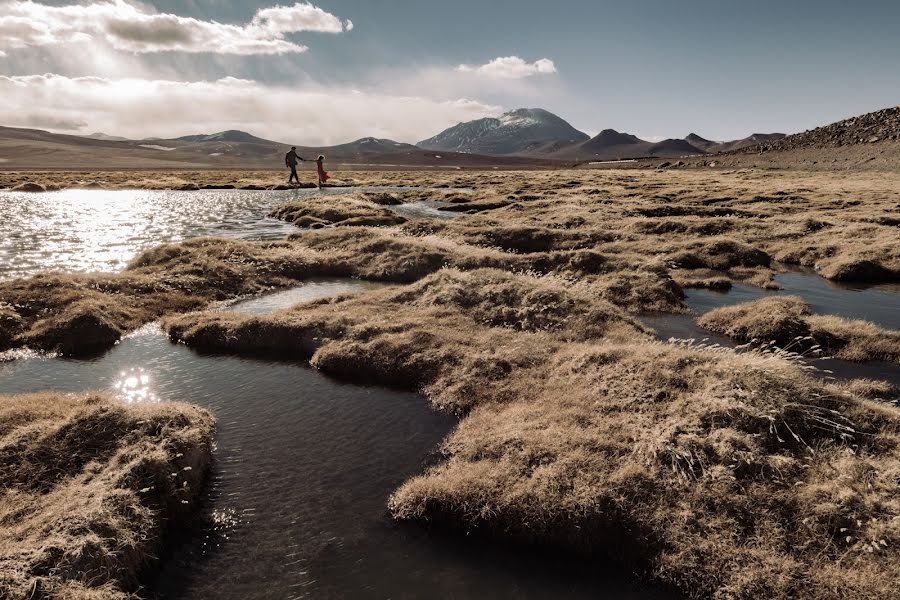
left=113, top=367, right=159, bottom=403
left=0, top=188, right=312, bottom=278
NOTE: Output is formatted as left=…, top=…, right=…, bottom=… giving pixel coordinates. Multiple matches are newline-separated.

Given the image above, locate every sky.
left=1, top=0, right=898, bottom=145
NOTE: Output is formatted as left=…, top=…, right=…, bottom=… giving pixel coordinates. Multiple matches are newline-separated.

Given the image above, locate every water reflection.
left=222, top=279, right=391, bottom=316
left=388, top=200, right=460, bottom=220
left=113, top=367, right=158, bottom=404
left=642, top=272, right=900, bottom=389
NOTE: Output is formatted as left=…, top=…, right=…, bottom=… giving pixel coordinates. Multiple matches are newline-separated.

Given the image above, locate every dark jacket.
left=285, top=150, right=304, bottom=167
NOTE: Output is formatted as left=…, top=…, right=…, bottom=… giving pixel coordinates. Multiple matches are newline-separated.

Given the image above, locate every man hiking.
left=285, top=146, right=306, bottom=185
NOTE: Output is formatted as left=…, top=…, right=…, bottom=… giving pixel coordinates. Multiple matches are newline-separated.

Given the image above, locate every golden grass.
left=269, top=192, right=407, bottom=228
left=0, top=392, right=215, bottom=599
left=4, top=167, right=900, bottom=597
left=699, top=296, right=900, bottom=362
left=163, top=267, right=900, bottom=599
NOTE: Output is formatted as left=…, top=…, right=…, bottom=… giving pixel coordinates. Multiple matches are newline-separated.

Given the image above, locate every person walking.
left=285, top=146, right=305, bottom=185
left=315, top=155, right=330, bottom=188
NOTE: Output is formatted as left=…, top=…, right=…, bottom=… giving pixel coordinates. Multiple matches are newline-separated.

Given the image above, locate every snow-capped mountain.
left=417, top=108, right=589, bottom=155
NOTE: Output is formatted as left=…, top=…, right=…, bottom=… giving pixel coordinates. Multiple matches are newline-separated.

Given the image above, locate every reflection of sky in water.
left=0, top=188, right=316, bottom=279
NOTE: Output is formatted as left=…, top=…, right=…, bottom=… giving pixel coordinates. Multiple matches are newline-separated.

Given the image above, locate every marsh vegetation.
left=1, top=167, right=898, bottom=598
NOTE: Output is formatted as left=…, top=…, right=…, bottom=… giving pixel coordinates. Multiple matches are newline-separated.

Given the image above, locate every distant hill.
left=418, top=108, right=590, bottom=155
left=321, top=137, right=419, bottom=157
left=85, top=132, right=132, bottom=142
left=584, top=129, right=644, bottom=149
left=0, top=125, right=564, bottom=170
left=714, top=133, right=786, bottom=153
left=649, top=138, right=705, bottom=156
left=685, top=133, right=717, bottom=151
left=175, top=130, right=283, bottom=145
left=543, top=129, right=704, bottom=160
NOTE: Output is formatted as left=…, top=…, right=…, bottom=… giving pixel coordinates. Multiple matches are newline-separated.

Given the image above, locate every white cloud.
left=456, top=56, right=558, bottom=80
left=0, top=1, right=352, bottom=55
left=0, top=74, right=500, bottom=145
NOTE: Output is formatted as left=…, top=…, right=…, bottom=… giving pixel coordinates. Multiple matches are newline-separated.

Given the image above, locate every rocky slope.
left=744, top=106, right=900, bottom=152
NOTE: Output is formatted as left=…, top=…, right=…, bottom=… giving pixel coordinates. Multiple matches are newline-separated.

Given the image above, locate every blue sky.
left=1, top=1, right=898, bottom=143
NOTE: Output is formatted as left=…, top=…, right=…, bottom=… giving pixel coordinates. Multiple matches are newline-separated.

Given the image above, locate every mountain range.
left=419, top=109, right=785, bottom=160
left=3, top=104, right=898, bottom=169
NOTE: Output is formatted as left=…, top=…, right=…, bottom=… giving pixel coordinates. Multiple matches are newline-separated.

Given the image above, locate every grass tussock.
left=388, top=341, right=900, bottom=599
left=699, top=296, right=900, bottom=362
left=165, top=268, right=650, bottom=413
left=0, top=392, right=215, bottom=599
left=165, top=266, right=900, bottom=598
left=0, top=220, right=692, bottom=356
left=269, top=193, right=407, bottom=228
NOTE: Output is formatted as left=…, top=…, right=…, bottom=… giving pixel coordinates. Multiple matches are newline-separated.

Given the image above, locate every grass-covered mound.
left=269, top=193, right=408, bottom=228
left=0, top=226, right=686, bottom=357
left=390, top=342, right=900, bottom=599
left=165, top=268, right=900, bottom=598
left=164, top=268, right=650, bottom=413
left=0, top=392, right=215, bottom=599
left=698, top=296, right=900, bottom=362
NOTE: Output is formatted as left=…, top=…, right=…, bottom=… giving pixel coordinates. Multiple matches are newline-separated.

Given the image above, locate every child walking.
left=315, top=155, right=330, bottom=188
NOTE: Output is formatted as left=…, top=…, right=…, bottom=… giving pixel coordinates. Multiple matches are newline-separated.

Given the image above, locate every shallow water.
left=221, top=279, right=391, bottom=316
left=0, top=281, right=667, bottom=599
left=0, top=188, right=310, bottom=278
left=682, top=272, right=900, bottom=330
left=0, top=187, right=456, bottom=279
left=388, top=200, right=460, bottom=221
left=643, top=272, right=900, bottom=389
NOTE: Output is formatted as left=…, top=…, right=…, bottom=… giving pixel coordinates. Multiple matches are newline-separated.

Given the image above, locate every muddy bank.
left=165, top=265, right=900, bottom=599
left=0, top=392, right=214, bottom=599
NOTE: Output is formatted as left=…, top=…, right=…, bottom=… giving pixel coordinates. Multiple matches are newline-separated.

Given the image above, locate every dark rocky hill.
left=742, top=106, right=900, bottom=153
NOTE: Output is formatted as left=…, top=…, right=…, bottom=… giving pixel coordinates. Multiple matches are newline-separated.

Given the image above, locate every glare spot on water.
left=0, top=348, right=55, bottom=362
left=113, top=367, right=159, bottom=403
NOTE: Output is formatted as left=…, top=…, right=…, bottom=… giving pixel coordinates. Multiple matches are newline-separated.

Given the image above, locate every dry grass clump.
left=389, top=342, right=900, bottom=599
left=699, top=296, right=900, bottom=362
left=2, top=229, right=511, bottom=355
left=667, top=237, right=772, bottom=271
left=166, top=265, right=900, bottom=597
left=269, top=193, right=407, bottom=228
left=669, top=269, right=734, bottom=291
left=0, top=237, right=338, bottom=355
left=806, top=315, right=900, bottom=362
left=698, top=296, right=811, bottom=346
left=165, top=268, right=650, bottom=413
left=0, top=392, right=215, bottom=599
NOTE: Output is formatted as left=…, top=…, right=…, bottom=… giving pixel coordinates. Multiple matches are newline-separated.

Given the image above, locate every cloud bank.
left=0, top=1, right=352, bottom=55
left=0, top=74, right=501, bottom=144
left=457, top=56, right=558, bottom=79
